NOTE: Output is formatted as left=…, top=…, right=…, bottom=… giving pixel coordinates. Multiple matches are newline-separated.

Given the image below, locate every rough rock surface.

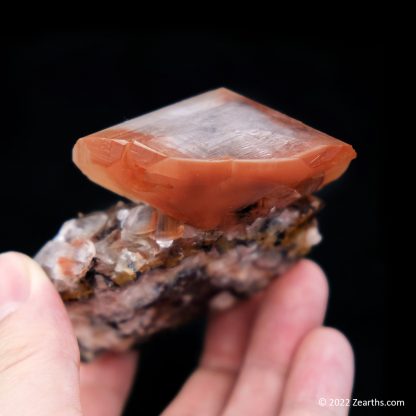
left=36, top=196, right=322, bottom=360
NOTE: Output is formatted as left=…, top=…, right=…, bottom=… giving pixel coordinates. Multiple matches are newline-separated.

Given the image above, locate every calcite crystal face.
left=74, top=88, right=356, bottom=229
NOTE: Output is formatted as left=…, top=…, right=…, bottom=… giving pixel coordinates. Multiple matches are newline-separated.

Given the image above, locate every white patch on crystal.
left=116, top=208, right=130, bottom=226
left=116, top=94, right=314, bottom=159
left=209, top=291, right=237, bottom=311
left=304, top=226, right=322, bottom=246
left=277, top=209, right=299, bottom=226
left=114, top=248, right=146, bottom=276
left=156, top=239, right=173, bottom=248
left=56, top=213, right=108, bottom=242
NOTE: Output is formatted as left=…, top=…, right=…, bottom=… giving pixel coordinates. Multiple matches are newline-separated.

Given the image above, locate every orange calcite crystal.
left=73, top=88, right=356, bottom=229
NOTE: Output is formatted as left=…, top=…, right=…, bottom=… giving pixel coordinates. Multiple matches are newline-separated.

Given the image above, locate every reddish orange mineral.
left=73, top=88, right=356, bottom=229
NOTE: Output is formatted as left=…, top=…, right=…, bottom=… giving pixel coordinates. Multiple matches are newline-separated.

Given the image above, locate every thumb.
left=0, top=252, right=82, bottom=416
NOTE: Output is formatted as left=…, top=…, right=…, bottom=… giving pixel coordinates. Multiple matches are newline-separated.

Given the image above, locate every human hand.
left=0, top=253, right=353, bottom=416
left=163, top=259, right=354, bottom=416
left=0, top=252, right=137, bottom=416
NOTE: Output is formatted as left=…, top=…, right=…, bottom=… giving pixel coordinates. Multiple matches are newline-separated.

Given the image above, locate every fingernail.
left=0, top=253, right=30, bottom=320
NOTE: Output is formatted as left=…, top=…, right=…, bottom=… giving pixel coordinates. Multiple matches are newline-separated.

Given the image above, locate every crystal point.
left=73, top=88, right=356, bottom=228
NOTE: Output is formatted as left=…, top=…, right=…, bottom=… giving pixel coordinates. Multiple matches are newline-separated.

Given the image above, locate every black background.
left=1, top=33, right=385, bottom=415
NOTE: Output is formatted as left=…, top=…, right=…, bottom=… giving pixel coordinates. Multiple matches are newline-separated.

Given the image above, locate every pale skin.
left=0, top=252, right=354, bottom=415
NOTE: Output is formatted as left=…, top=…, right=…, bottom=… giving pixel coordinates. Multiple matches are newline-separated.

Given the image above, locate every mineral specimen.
left=36, top=196, right=322, bottom=360
left=73, top=88, right=356, bottom=229
left=36, top=88, right=356, bottom=360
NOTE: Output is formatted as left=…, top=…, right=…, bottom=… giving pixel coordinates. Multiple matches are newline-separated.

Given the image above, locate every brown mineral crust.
left=73, top=88, right=356, bottom=229
left=36, top=196, right=322, bottom=360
